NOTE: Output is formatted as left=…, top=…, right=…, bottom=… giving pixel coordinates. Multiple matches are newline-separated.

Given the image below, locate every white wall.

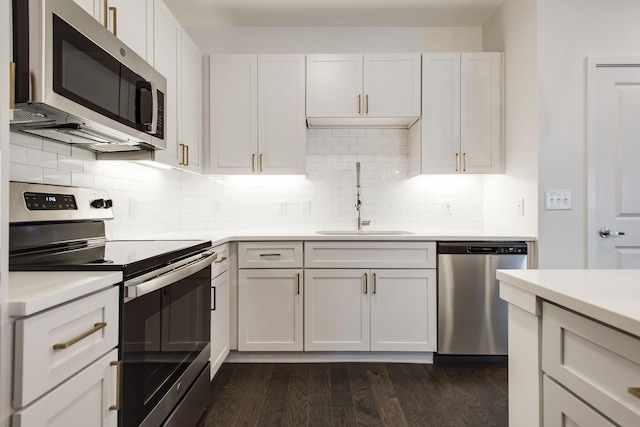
left=187, top=26, right=483, bottom=55
left=481, top=0, right=538, bottom=238
left=537, top=0, right=640, bottom=268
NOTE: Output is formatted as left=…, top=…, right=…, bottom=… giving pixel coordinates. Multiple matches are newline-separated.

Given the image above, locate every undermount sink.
left=315, top=230, right=415, bottom=236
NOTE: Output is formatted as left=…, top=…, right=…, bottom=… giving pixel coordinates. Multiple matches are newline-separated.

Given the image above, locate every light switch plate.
left=545, top=190, right=572, bottom=210
left=515, top=198, right=524, bottom=216
left=278, top=200, right=287, bottom=215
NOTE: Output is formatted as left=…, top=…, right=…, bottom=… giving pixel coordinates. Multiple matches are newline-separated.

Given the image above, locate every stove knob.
left=91, top=199, right=105, bottom=208
left=104, top=199, right=113, bottom=208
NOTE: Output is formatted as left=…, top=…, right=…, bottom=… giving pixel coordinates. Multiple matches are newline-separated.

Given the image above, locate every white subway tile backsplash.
left=43, top=140, right=72, bottom=156
left=10, top=127, right=484, bottom=234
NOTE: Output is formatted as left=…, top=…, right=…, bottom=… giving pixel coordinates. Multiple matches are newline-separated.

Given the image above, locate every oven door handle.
left=126, top=249, right=216, bottom=299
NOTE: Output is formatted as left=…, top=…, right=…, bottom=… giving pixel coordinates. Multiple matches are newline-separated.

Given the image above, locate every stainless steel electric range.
left=9, top=181, right=215, bottom=427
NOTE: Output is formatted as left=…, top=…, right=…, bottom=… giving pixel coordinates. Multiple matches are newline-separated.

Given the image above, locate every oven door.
left=121, top=262, right=211, bottom=427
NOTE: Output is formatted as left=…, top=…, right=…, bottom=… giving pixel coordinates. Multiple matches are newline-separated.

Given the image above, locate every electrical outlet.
left=278, top=200, right=287, bottom=215
left=129, top=196, right=139, bottom=217
left=301, top=199, right=310, bottom=215
left=515, top=198, right=524, bottom=216
left=545, top=190, right=572, bottom=210
left=444, top=200, right=452, bottom=214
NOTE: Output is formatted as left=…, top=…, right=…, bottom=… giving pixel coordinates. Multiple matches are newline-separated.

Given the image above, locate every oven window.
left=121, top=267, right=210, bottom=427
left=52, top=14, right=151, bottom=133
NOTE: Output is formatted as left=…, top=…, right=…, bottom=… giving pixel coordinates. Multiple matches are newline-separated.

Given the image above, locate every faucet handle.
left=361, top=220, right=371, bottom=227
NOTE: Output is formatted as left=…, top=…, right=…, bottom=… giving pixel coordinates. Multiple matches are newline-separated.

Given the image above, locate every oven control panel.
left=24, top=191, right=77, bottom=210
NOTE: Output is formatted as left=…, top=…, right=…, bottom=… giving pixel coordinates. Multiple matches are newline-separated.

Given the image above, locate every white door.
left=370, top=269, right=437, bottom=352
left=210, top=55, right=258, bottom=174
left=364, top=53, right=421, bottom=117
left=304, top=269, right=370, bottom=351
left=258, top=55, right=306, bottom=174
left=587, top=58, right=640, bottom=268
left=210, top=270, right=229, bottom=380
left=238, top=269, right=303, bottom=351
left=104, top=0, right=150, bottom=60
left=306, top=54, right=363, bottom=117
left=178, top=31, right=202, bottom=173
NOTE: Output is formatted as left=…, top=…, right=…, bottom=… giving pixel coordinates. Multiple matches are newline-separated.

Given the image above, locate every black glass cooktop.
left=10, top=239, right=212, bottom=279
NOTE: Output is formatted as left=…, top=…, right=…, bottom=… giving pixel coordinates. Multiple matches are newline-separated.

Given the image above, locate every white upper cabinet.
left=306, top=53, right=421, bottom=126
left=73, top=0, right=151, bottom=61
left=419, top=52, right=503, bottom=174
left=152, top=1, right=202, bottom=173
left=210, top=54, right=306, bottom=175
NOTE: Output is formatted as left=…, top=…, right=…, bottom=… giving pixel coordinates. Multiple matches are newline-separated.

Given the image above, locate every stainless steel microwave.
left=11, top=0, right=166, bottom=154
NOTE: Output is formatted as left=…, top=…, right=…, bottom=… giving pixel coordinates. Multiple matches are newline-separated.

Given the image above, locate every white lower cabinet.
left=12, top=348, right=119, bottom=427
left=304, top=268, right=437, bottom=352
left=238, top=268, right=304, bottom=351
left=210, top=270, right=230, bottom=379
left=543, top=376, right=615, bottom=427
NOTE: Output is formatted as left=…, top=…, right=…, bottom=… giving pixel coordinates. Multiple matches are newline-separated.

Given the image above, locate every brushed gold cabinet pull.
left=463, top=153, right=468, bottom=172
left=53, top=322, right=107, bottom=350
left=259, top=154, right=263, bottom=172
left=108, top=6, right=117, bottom=36
left=214, top=256, right=227, bottom=264
left=629, top=387, right=640, bottom=400
left=358, top=94, right=361, bottom=114
left=372, top=273, right=376, bottom=294
left=365, top=94, right=369, bottom=114
left=455, top=153, right=460, bottom=172
left=109, top=360, right=122, bottom=411
left=185, top=145, right=189, bottom=166
left=10, top=62, right=15, bottom=109
left=364, top=273, right=368, bottom=294
left=179, top=144, right=185, bottom=165
left=252, top=153, right=256, bottom=172
left=103, top=0, right=108, bottom=28
left=297, top=273, right=301, bottom=295
left=260, top=253, right=281, bottom=257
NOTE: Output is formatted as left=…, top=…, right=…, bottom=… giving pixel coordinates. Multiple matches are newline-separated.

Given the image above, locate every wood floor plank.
left=406, top=363, right=461, bottom=426
left=309, top=363, right=331, bottom=396
left=330, top=363, right=353, bottom=408
left=384, top=363, right=432, bottom=426
left=309, top=394, right=332, bottom=427
left=256, top=364, right=291, bottom=427
left=347, top=364, right=383, bottom=426
left=331, top=407, right=357, bottom=427
left=366, top=364, right=408, bottom=427
left=282, top=364, right=311, bottom=427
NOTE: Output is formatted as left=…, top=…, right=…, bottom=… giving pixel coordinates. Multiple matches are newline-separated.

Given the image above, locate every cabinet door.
left=210, top=270, right=230, bottom=379
left=460, top=52, right=503, bottom=174
left=258, top=55, right=306, bottom=174
left=421, top=53, right=461, bottom=174
left=370, top=269, right=437, bottom=352
left=73, top=0, right=99, bottom=19
left=177, top=31, right=203, bottom=173
left=210, top=55, right=258, bottom=174
left=306, top=54, right=363, bottom=118
left=304, top=269, right=370, bottom=351
left=238, top=269, right=303, bottom=351
left=364, top=53, right=421, bottom=117
left=152, top=0, right=181, bottom=167
left=12, top=349, right=118, bottom=427
left=103, top=0, right=150, bottom=61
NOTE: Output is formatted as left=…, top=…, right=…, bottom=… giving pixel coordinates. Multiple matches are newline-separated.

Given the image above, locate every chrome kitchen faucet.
left=355, top=162, right=370, bottom=230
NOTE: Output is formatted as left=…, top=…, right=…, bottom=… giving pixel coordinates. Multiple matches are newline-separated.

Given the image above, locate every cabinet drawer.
left=304, top=241, right=436, bottom=268
left=13, top=286, right=119, bottom=408
left=542, top=302, right=640, bottom=426
left=238, top=241, right=303, bottom=268
left=543, top=375, right=615, bottom=427
left=12, top=348, right=118, bottom=427
left=211, top=243, right=229, bottom=278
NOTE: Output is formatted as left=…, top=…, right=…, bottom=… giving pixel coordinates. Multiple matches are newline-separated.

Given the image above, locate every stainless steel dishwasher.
left=437, top=241, right=528, bottom=356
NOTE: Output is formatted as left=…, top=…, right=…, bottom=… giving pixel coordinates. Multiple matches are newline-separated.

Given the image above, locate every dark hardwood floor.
left=199, top=362, right=508, bottom=427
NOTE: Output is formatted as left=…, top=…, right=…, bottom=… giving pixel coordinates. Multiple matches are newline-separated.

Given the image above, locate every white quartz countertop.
left=9, top=271, right=123, bottom=317
left=497, top=269, right=640, bottom=337
left=142, top=229, right=536, bottom=247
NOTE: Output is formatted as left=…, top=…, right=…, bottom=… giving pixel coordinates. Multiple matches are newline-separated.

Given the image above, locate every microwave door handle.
left=126, top=250, right=216, bottom=298
left=148, top=80, right=158, bottom=135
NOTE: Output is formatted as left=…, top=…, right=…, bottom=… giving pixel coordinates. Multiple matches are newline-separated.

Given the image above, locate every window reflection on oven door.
left=121, top=267, right=211, bottom=427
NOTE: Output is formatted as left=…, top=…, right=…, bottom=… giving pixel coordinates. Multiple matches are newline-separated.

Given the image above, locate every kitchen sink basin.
left=315, top=230, right=415, bottom=236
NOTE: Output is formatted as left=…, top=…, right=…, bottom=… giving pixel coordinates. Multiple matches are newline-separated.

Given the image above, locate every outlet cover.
left=301, top=199, right=310, bottom=215
left=278, top=200, right=287, bottom=215
left=515, top=198, right=524, bottom=216
left=545, top=190, right=572, bottom=210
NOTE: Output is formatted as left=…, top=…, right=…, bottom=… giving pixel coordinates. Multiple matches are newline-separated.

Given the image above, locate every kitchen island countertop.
left=497, top=269, right=640, bottom=337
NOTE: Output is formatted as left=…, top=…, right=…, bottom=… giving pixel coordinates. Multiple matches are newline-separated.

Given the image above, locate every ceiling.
left=163, top=0, right=505, bottom=28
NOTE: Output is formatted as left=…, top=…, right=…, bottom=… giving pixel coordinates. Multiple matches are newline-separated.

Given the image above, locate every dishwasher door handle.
left=467, top=247, right=499, bottom=254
